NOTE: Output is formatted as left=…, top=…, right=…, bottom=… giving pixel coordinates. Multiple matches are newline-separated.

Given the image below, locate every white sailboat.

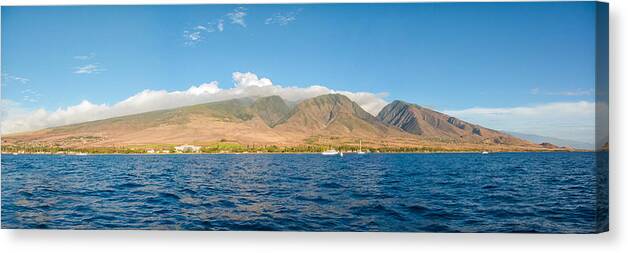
left=322, top=149, right=339, bottom=155
left=321, top=136, right=339, bottom=156
left=357, top=140, right=366, bottom=155
left=321, top=135, right=341, bottom=156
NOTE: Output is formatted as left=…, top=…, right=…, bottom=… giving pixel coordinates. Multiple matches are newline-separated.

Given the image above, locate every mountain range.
left=504, top=131, right=594, bottom=150
left=2, top=94, right=571, bottom=152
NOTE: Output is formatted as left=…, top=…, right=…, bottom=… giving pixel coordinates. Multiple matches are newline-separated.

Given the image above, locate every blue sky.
left=1, top=2, right=602, bottom=143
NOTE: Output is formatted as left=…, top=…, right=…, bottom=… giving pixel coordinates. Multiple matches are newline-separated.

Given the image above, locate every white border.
left=0, top=1, right=624, bottom=253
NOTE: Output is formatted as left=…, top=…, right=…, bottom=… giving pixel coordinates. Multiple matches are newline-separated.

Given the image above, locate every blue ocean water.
left=1, top=152, right=606, bottom=232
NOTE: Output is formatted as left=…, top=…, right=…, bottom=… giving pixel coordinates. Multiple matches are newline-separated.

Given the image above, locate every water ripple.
left=1, top=152, right=605, bottom=232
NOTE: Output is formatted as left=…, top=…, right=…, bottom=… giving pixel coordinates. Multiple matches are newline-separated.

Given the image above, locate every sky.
left=1, top=2, right=602, bottom=143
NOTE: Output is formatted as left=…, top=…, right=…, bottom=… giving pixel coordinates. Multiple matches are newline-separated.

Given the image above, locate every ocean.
left=1, top=152, right=607, bottom=232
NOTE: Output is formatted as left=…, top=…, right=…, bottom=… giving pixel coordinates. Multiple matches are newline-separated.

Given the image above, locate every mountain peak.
left=256, top=95, right=282, bottom=101
left=275, top=93, right=388, bottom=136
left=377, top=100, right=531, bottom=145
left=389, top=100, right=420, bottom=109
left=3, top=94, right=548, bottom=151
left=390, top=100, right=409, bottom=105
left=308, top=93, right=353, bottom=105
left=252, top=95, right=290, bottom=127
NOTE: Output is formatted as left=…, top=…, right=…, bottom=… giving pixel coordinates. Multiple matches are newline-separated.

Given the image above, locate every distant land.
left=504, top=131, right=594, bottom=150
left=1, top=94, right=573, bottom=154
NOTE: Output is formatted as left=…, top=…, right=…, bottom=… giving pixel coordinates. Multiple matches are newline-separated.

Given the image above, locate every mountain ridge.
left=377, top=100, right=531, bottom=146
left=504, top=131, right=594, bottom=150
left=2, top=94, right=566, bottom=152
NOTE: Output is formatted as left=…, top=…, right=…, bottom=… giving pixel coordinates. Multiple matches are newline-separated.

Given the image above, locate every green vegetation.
left=1, top=141, right=559, bottom=155
left=172, top=97, right=261, bottom=122
left=251, top=95, right=291, bottom=127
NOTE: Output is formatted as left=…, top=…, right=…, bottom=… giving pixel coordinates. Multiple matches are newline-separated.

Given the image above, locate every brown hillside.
left=377, top=100, right=532, bottom=146
left=2, top=94, right=562, bottom=152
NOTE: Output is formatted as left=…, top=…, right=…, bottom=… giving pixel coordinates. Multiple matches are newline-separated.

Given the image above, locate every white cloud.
left=217, top=19, right=224, bottom=32
left=265, top=9, right=301, bottom=26
left=232, top=72, right=273, bottom=88
left=74, top=64, right=106, bottom=74
left=1, top=72, right=389, bottom=134
left=185, top=82, right=221, bottom=95
left=529, top=88, right=540, bottom=95
left=183, top=7, right=247, bottom=46
left=1, top=72, right=599, bottom=145
left=183, top=17, right=226, bottom=45
left=550, top=88, right=594, bottom=96
left=73, top=53, right=95, bottom=60
left=20, top=89, right=42, bottom=103
left=227, top=7, right=247, bottom=27
left=444, top=101, right=596, bottom=144
left=2, top=73, right=30, bottom=85
left=183, top=30, right=203, bottom=45
left=530, top=87, right=594, bottom=96
left=2, top=74, right=43, bottom=103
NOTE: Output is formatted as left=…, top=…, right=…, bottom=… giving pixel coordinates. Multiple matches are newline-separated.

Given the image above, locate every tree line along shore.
left=1, top=142, right=577, bottom=155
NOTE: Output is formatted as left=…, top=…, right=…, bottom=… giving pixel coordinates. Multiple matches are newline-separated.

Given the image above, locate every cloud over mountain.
left=0, top=71, right=599, bottom=144
left=1, top=72, right=389, bottom=134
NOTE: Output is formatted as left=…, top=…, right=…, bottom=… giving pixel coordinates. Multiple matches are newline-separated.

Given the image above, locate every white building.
left=175, top=144, right=201, bottom=153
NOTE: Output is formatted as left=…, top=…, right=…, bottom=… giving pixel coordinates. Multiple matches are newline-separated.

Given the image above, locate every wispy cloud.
left=183, top=7, right=302, bottom=46
left=265, top=9, right=301, bottom=26
left=20, top=89, right=42, bottom=103
left=73, top=53, right=95, bottom=60
left=203, top=19, right=225, bottom=33
left=1, top=73, right=42, bottom=103
left=227, top=7, right=247, bottom=27
left=194, top=25, right=208, bottom=31
left=183, top=8, right=246, bottom=45
left=183, top=30, right=203, bottom=45
left=530, top=87, right=593, bottom=96
left=548, top=88, right=594, bottom=96
left=1, top=73, right=30, bottom=85
left=217, top=19, right=224, bottom=32
left=1, top=71, right=389, bottom=134
left=529, top=88, right=540, bottom=95
left=74, top=64, right=106, bottom=74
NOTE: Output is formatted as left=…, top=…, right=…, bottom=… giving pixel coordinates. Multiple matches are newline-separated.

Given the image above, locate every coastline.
left=0, top=150, right=593, bottom=156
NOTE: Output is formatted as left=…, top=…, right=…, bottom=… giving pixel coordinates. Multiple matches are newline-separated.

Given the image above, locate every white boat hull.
left=322, top=150, right=339, bottom=155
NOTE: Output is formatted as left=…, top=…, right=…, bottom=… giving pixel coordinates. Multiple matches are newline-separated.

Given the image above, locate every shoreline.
left=1, top=150, right=595, bottom=156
